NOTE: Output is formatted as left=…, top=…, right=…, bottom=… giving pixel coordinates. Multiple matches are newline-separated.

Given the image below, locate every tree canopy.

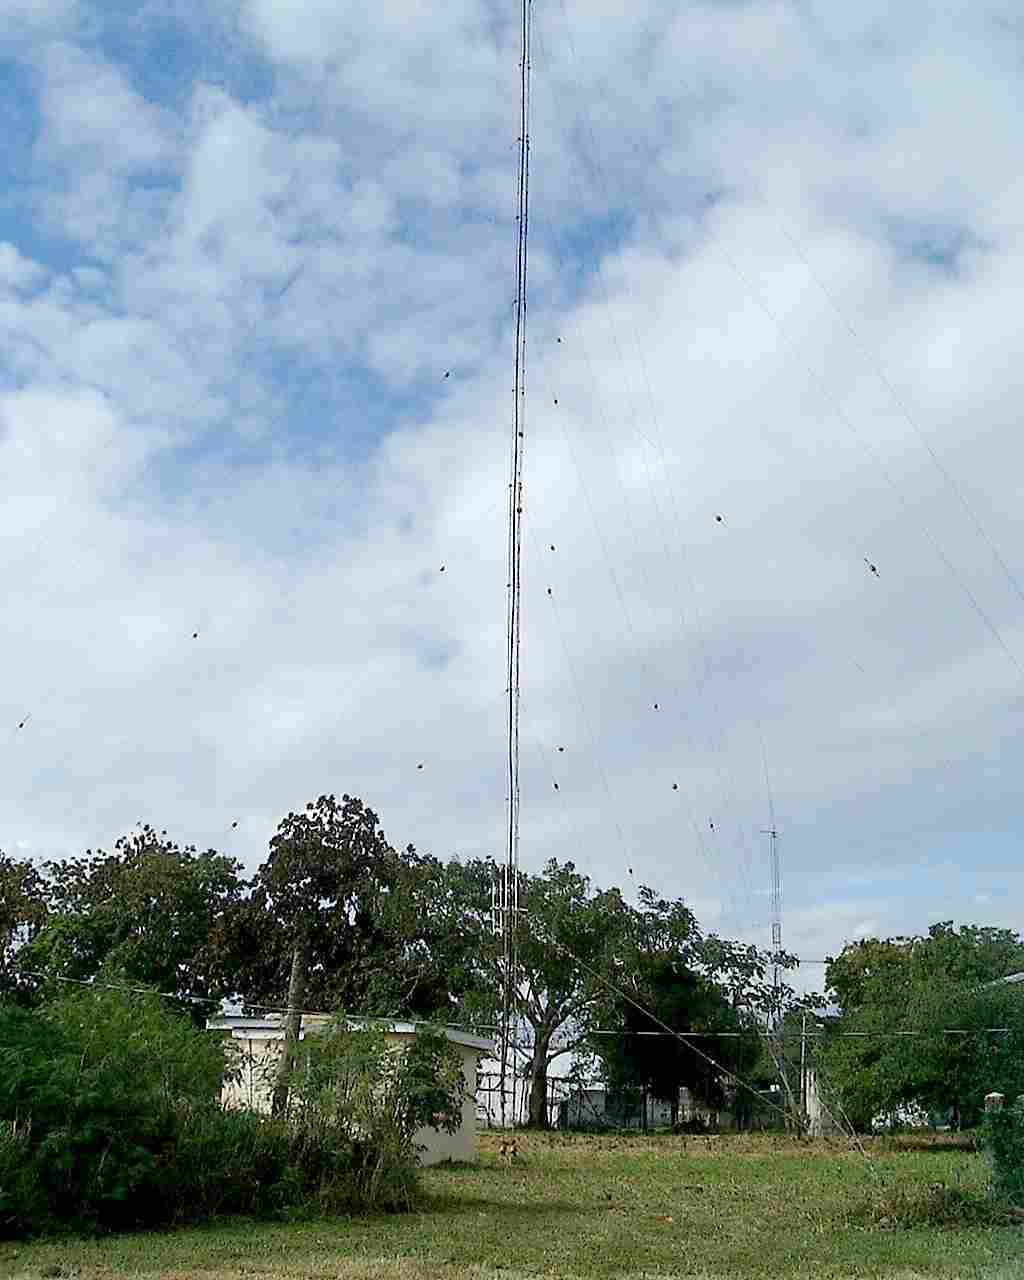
left=16, top=828, right=243, bottom=1022
left=592, top=951, right=762, bottom=1123
left=820, top=922, right=1024, bottom=1130
left=213, top=794, right=460, bottom=1019
left=0, top=852, right=48, bottom=1001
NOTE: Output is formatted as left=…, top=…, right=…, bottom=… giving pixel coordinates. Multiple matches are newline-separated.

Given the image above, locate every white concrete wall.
left=413, top=1044, right=479, bottom=1164
left=220, top=1027, right=480, bottom=1166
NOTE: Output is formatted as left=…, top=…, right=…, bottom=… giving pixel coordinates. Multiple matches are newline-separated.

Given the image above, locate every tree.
left=409, top=857, right=638, bottom=1128
left=215, top=797, right=462, bottom=1022
left=414, top=859, right=798, bottom=1130
left=224, top=794, right=430, bottom=1115
left=515, top=861, right=636, bottom=1128
left=586, top=892, right=800, bottom=1128
left=594, top=952, right=761, bottom=1126
left=401, top=853, right=503, bottom=1028
left=0, top=852, right=48, bottom=1001
left=820, top=922, right=1024, bottom=1130
left=19, top=827, right=244, bottom=1023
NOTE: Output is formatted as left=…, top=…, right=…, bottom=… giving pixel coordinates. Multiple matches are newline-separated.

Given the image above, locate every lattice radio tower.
left=494, top=0, right=532, bottom=1131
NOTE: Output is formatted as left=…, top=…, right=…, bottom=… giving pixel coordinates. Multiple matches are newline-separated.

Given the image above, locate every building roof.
left=983, top=972, right=1024, bottom=989
left=206, top=1013, right=493, bottom=1054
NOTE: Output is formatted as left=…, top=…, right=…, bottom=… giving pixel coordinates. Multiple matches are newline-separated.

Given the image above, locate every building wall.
left=221, top=1029, right=480, bottom=1166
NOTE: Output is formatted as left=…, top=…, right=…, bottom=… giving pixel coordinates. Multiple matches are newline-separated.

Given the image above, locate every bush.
left=981, top=1095, right=1024, bottom=1207
left=0, top=985, right=234, bottom=1235
left=0, top=990, right=471, bottom=1236
left=0, top=1121, right=47, bottom=1237
left=285, top=1018, right=469, bottom=1213
left=161, top=1103, right=303, bottom=1223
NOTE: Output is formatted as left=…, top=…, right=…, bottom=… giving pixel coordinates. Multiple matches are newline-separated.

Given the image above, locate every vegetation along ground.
left=2, top=1132, right=1021, bottom=1280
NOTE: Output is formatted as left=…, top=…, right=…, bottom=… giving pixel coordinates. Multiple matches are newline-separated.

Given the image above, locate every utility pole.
left=799, top=1009, right=808, bottom=1128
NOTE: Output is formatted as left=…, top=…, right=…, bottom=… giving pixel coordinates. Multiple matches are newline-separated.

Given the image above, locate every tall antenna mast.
left=497, top=0, right=532, bottom=1130
left=756, top=723, right=781, bottom=1004
left=765, top=824, right=782, bottom=998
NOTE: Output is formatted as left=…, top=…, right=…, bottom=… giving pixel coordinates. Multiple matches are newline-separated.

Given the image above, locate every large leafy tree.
left=820, top=922, right=1024, bottom=1130
left=515, top=861, right=636, bottom=1128
left=409, top=857, right=637, bottom=1128
left=593, top=951, right=762, bottom=1125
left=19, top=827, right=244, bottom=1023
left=401, top=853, right=501, bottom=1027
left=215, top=795, right=457, bottom=1020
left=217, top=794, right=455, bottom=1115
left=587, top=893, right=800, bottom=1126
left=417, top=859, right=789, bottom=1130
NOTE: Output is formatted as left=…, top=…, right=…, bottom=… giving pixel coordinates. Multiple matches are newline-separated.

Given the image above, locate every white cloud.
left=0, top=242, right=47, bottom=291
left=35, top=42, right=175, bottom=170
left=0, top=0, right=76, bottom=38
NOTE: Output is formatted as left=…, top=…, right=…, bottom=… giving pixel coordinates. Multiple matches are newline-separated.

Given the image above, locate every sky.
left=3, top=0, right=1024, bottom=995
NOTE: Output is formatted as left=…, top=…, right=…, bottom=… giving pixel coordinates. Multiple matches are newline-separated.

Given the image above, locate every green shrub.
left=286, top=1018, right=469, bottom=1212
left=0, top=1121, right=47, bottom=1237
left=0, top=984, right=233, bottom=1235
left=981, top=1095, right=1024, bottom=1206
left=159, top=1103, right=298, bottom=1223
left=0, top=991, right=471, bottom=1236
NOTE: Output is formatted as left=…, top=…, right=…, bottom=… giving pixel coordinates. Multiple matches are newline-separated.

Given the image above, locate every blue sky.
left=3, top=0, right=1024, bottom=994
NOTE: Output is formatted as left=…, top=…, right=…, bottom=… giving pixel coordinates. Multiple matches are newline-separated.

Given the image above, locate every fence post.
left=982, top=1092, right=1005, bottom=1191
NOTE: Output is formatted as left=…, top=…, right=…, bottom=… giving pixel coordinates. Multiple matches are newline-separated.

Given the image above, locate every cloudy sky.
left=3, top=0, right=1024, bottom=990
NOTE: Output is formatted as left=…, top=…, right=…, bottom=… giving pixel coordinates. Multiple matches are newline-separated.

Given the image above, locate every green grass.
left=1, top=1132, right=1020, bottom=1279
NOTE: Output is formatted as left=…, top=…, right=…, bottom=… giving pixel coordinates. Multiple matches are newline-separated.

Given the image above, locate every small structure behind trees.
left=209, top=1013, right=492, bottom=1165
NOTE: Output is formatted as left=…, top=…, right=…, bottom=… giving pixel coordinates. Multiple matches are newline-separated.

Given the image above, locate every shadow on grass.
left=879, top=1134, right=978, bottom=1154
left=421, top=1191, right=584, bottom=1217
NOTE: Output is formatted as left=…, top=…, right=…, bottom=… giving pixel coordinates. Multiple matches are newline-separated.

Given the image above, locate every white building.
left=208, top=1014, right=493, bottom=1166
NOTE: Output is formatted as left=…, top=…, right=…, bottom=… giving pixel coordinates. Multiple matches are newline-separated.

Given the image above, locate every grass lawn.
left=2, top=1132, right=1020, bottom=1280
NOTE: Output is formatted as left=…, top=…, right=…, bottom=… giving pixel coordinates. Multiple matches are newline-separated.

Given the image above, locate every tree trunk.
left=270, top=935, right=308, bottom=1119
left=527, top=1030, right=552, bottom=1128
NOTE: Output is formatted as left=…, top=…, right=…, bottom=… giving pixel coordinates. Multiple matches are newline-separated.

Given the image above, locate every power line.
left=534, top=928, right=794, bottom=1129
left=8, top=968, right=498, bottom=1033
left=15, top=966, right=1013, bottom=1043
left=704, top=236, right=1024, bottom=686
left=754, top=180, right=1024, bottom=623
left=582, top=1026, right=1014, bottom=1040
